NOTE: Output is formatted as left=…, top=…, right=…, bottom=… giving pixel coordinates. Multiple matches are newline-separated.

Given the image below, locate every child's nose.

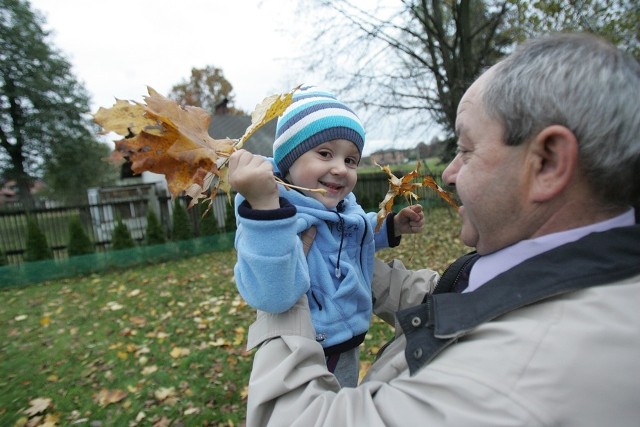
left=330, top=161, right=347, bottom=175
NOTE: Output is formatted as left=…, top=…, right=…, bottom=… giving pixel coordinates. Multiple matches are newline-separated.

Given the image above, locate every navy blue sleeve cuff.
left=237, top=197, right=297, bottom=221
left=386, top=212, right=401, bottom=247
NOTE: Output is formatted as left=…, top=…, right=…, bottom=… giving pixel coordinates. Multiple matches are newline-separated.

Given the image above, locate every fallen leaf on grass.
left=141, top=365, right=158, bottom=376
left=169, top=346, right=190, bottom=358
left=23, top=397, right=52, bottom=416
left=93, top=388, right=128, bottom=407
left=184, top=407, right=200, bottom=415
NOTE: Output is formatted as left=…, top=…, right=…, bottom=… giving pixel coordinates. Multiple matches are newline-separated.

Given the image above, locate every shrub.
left=0, top=249, right=7, bottom=266
left=224, top=201, right=237, bottom=231
left=111, top=218, right=135, bottom=250
left=171, top=198, right=192, bottom=241
left=145, top=210, right=166, bottom=245
left=199, top=209, right=219, bottom=236
left=67, top=217, right=94, bottom=256
left=24, top=216, right=53, bottom=261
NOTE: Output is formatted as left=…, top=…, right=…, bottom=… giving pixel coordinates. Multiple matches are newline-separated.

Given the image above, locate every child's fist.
left=394, top=204, right=424, bottom=236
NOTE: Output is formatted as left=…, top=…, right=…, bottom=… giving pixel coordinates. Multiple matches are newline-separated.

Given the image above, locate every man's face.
left=442, top=69, right=530, bottom=255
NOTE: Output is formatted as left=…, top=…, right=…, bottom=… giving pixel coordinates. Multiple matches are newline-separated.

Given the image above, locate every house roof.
left=208, top=115, right=276, bottom=158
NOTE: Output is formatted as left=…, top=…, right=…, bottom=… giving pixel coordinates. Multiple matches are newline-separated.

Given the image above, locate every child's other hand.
left=394, top=204, right=424, bottom=236
left=228, top=149, right=279, bottom=210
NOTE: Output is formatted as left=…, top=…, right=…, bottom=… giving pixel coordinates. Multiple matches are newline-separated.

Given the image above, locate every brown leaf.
left=93, top=388, right=128, bottom=407
left=421, top=176, right=459, bottom=210
left=374, top=162, right=422, bottom=232
left=94, top=86, right=299, bottom=207
left=374, top=161, right=458, bottom=232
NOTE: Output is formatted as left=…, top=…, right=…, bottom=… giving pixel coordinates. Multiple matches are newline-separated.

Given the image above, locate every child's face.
left=286, top=139, right=360, bottom=209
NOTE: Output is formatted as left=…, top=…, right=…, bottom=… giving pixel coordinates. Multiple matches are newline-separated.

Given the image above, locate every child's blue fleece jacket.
left=234, top=165, right=399, bottom=353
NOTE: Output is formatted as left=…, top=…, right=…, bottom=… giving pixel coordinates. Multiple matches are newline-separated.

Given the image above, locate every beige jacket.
left=245, top=227, right=640, bottom=426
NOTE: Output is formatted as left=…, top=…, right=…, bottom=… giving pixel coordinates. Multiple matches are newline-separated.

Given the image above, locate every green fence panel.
left=0, top=232, right=235, bottom=289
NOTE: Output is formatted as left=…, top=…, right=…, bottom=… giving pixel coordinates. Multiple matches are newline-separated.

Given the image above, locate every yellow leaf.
left=237, top=85, right=301, bottom=147
left=169, top=346, right=190, bottom=358
left=39, top=316, right=51, bottom=327
left=93, top=99, right=157, bottom=136
left=42, top=413, right=61, bottom=426
left=240, top=385, right=249, bottom=400
left=14, top=416, right=28, bottom=427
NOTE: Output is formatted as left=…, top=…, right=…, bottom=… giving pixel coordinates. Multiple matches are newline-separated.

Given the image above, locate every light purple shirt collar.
left=465, top=209, right=636, bottom=293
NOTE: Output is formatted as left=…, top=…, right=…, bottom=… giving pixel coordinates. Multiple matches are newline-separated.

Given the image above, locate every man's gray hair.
left=483, top=32, right=640, bottom=208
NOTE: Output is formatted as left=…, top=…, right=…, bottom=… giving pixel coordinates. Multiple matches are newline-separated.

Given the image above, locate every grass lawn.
left=0, top=207, right=467, bottom=426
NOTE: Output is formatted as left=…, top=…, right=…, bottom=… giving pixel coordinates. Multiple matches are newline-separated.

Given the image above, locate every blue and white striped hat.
left=273, top=85, right=365, bottom=176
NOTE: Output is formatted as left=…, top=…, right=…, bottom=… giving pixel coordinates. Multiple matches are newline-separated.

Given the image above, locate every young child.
left=228, top=86, right=424, bottom=387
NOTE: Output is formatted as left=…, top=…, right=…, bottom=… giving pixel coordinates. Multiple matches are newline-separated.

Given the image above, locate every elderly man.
left=242, top=32, right=640, bottom=426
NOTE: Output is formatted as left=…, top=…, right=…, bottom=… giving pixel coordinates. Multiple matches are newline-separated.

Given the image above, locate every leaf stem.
left=275, top=177, right=327, bottom=194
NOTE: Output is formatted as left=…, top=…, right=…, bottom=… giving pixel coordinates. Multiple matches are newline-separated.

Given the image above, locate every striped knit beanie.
left=273, top=86, right=365, bottom=176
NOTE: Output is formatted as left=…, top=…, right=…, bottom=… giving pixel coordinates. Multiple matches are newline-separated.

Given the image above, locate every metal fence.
left=0, top=171, right=449, bottom=266
left=0, top=194, right=232, bottom=265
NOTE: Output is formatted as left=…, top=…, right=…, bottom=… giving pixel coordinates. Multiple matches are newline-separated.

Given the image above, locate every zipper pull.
left=335, top=267, right=342, bottom=278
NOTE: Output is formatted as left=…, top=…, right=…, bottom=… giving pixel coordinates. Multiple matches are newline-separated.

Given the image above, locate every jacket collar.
left=397, top=224, right=640, bottom=375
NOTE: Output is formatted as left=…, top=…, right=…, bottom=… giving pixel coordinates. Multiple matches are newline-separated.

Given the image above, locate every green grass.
left=0, top=207, right=467, bottom=426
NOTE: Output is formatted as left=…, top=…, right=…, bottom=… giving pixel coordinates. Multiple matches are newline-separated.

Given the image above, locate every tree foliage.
left=168, top=65, right=245, bottom=115
left=0, top=0, right=117, bottom=205
left=296, top=0, right=639, bottom=160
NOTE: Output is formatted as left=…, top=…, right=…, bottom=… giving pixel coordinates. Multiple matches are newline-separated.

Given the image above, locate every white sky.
left=28, top=0, right=422, bottom=156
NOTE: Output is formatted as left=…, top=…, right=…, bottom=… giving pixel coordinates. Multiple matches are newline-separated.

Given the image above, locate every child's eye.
left=345, top=157, right=358, bottom=167
left=318, top=150, right=332, bottom=158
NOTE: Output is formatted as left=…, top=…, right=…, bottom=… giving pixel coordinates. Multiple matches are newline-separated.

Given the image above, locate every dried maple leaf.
left=421, top=175, right=459, bottom=210
left=374, top=161, right=458, bottom=232
left=94, top=86, right=300, bottom=210
left=23, top=397, right=52, bottom=417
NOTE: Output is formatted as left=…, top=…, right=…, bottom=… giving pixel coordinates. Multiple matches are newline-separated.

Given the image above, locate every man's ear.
left=528, top=125, right=579, bottom=202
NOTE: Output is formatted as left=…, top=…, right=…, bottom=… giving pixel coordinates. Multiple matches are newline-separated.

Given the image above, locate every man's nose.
left=442, top=159, right=458, bottom=186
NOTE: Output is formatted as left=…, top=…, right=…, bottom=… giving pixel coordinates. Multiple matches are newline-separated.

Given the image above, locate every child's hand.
left=394, top=204, right=424, bottom=236
left=228, top=149, right=280, bottom=210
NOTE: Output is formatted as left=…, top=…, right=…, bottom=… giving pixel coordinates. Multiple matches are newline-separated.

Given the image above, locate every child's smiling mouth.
left=319, top=180, right=344, bottom=194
